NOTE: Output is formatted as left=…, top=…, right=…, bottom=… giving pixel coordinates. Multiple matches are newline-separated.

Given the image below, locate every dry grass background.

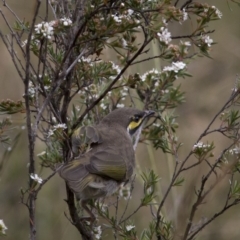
left=0, top=1, right=240, bottom=239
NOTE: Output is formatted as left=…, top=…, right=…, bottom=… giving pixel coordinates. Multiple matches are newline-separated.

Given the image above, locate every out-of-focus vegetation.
left=0, top=0, right=240, bottom=240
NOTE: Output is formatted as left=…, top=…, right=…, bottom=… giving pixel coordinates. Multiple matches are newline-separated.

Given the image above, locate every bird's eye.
left=134, top=116, right=140, bottom=122
left=131, top=115, right=141, bottom=122
left=128, top=114, right=143, bottom=131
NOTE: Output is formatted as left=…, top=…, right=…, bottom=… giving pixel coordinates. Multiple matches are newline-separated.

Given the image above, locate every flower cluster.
left=111, top=8, right=139, bottom=24
left=141, top=69, right=160, bottom=82
left=192, top=142, right=214, bottom=160
left=59, top=18, right=72, bottom=26
left=35, top=22, right=54, bottom=39
left=25, top=75, right=52, bottom=99
left=110, top=61, right=121, bottom=80
left=163, top=61, right=186, bottom=73
left=193, top=142, right=212, bottom=152
left=211, top=6, right=222, bottom=19
left=157, top=27, right=172, bottom=45
left=100, top=85, right=127, bottom=110
left=48, top=123, right=67, bottom=137
left=181, top=8, right=188, bottom=22
left=204, top=5, right=222, bottom=19
left=92, top=225, right=102, bottom=239
left=78, top=84, right=99, bottom=101
left=229, top=147, right=240, bottom=158
left=100, top=102, right=107, bottom=110
left=119, top=184, right=131, bottom=200
left=33, top=18, right=72, bottom=40
left=28, top=81, right=36, bottom=98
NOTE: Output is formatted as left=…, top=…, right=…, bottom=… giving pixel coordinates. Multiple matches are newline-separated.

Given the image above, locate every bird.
left=59, top=107, right=154, bottom=220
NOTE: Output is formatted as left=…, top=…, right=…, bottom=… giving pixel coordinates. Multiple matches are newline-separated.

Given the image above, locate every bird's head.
left=101, top=108, right=154, bottom=146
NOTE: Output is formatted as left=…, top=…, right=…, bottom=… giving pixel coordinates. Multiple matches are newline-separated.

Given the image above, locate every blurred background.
left=0, top=0, right=240, bottom=239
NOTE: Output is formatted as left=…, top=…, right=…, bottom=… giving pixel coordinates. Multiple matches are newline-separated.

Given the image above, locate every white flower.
left=48, top=123, right=68, bottom=137
left=230, top=147, right=240, bottom=155
left=184, top=41, right=191, bottom=46
left=79, top=56, right=92, bottom=63
left=112, top=14, right=122, bottom=23
left=232, top=87, right=238, bottom=93
left=100, top=103, right=107, bottom=110
left=122, top=38, right=127, bottom=47
left=119, top=184, right=131, bottom=200
left=141, top=69, right=160, bottom=82
left=53, top=123, right=67, bottom=130
left=109, top=62, right=122, bottom=80
left=182, top=8, right=188, bottom=22
left=123, top=86, right=128, bottom=92
left=48, top=129, right=54, bottom=137
left=163, top=61, right=186, bottom=73
left=128, top=9, right=134, bottom=16
left=30, top=173, right=43, bottom=184
left=92, top=226, right=102, bottom=239
left=193, top=142, right=204, bottom=150
left=60, top=17, right=72, bottom=26
left=110, top=62, right=121, bottom=75
left=211, top=6, right=222, bottom=19
left=117, top=103, right=125, bottom=108
left=7, top=147, right=12, bottom=152
left=44, top=85, right=50, bottom=90
left=153, top=122, right=160, bottom=127
left=202, top=35, right=213, bottom=47
left=21, top=39, right=28, bottom=47
left=172, top=61, right=186, bottom=71
left=101, top=204, right=108, bottom=213
left=162, top=18, right=168, bottom=26
left=163, top=66, right=175, bottom=72
left=28, top=81, right=36, bottom=98
left=126, top=225, right=135, bottom=231
left=121, top=91, right=128, bottom=97
left=37, top=151, right=46, bottom=157
left=0, top=220, right=7, bottom=235
left=95, top=202, right=108, bottom=213
left=157, top=27, right=172, bottom=45
left=161, top=89, right=169, bottom=94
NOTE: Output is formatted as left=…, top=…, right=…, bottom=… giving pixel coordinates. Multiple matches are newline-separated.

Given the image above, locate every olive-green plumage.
left=60, top=108, right=154, bottom=206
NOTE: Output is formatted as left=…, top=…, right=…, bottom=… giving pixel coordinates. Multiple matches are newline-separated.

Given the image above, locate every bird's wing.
left=86, top=147, right=128, bottom=181
left=59, top=159, right=93, bottom=193
left=72, top=125, right=103, bottom=155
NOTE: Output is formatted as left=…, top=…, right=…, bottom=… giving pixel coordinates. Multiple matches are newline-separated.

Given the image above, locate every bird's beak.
left=144, top=110, right=155, bottom=118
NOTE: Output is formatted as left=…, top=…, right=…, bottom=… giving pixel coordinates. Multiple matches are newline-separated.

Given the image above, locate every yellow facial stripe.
left=128, top=119, right=143, bottom=130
